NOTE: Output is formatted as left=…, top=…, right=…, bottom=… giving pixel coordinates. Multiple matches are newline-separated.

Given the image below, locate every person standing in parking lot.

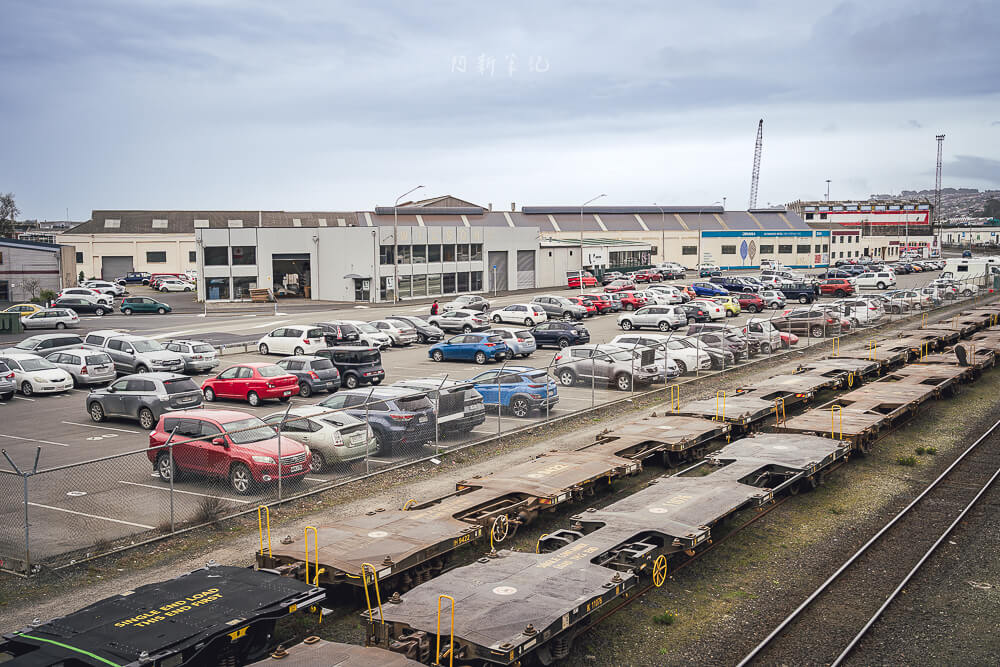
left=430, top=299, right=439, bottom=316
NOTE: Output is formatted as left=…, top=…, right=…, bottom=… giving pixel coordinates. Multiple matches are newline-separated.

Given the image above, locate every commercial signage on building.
left=700, top=230, right=830, bottom=238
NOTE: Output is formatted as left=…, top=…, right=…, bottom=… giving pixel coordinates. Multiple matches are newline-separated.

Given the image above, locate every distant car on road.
left=120, top=296, right=172, bottom=315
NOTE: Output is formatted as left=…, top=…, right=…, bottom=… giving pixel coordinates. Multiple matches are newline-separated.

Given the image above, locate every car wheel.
left=310, top=451, right=326, bottom=473
left=247, top=391, right=261, bottom=407
left=492, top=315, right=502, bottom=323
left=835, top=290, right=845, bottom=297
left=561, top=311, right=572, bottom=320
left=557, top=337, right=570, bottom=349
left=89, top=402, right=105, bottom=422
left=204, top=387, right=215, bottom=401
left=20, top=381, right=33, bottom=396
left=184, top=287, right=192, bottom=292
left=658, top=321, right=671, bottom=332
left=798, top=295, right=809, bottom=304
left=615, top=373, right=632, bottom=392
left=462, top=325, right=473, bottom=333
left=258, top=343, right=269, bottom=355
left=557, top=369, right=576, bottom=386
left=160, top=287, right=168, bottom=292
left=94, top=307, right=105, bottom=316
left=55, top=322, right=66, bottom=329
left=687, top=317, right=696, bottom=325
left=524, top=318, right=534, bottom=326
left=416, top=333, right=427, bottom=344
left=675, top=359, right=687, bottom=374
left=810, top=325, right=824, bottom=338
left=877, top=282, right=886, bottom=290
left=746, top=304, right=758, bottom=313
left=157, top=307, right=167, bottom=314
left=726, top=310, right=735, bottom=317
left=474, top=351, right=487, bottom=365
left=761, top=342, right=771, bottom=354
left=373, top=430, right=391, bottom=457
left=229, top=463, right=253, bottom=495
left=964, top=289, right=973, bottom=296
left=344, top=374, right=359, bottom=389
left=510, top=397, right=531, bottom=418
left=293, top=346, right=304, bottom=355
left=299, top=383, right=312, bottom=398
left=123, top=308, right=133, bottom=315
left=156, top=453, right=181, bottom=482
left=432, top=349, right=445, bottom=362
left=621, top=320, right=633, bottom=331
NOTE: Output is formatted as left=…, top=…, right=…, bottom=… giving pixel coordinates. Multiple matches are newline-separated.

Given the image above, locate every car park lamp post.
left=580, top=194, right=607, bottom=294
left=696, top=201, right=722, bottom=270
left=394, top=185, right=425, bottom=304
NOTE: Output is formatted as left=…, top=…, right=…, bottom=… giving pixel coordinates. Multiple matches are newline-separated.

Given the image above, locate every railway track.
left=737, top=416, right=1000, bottom=667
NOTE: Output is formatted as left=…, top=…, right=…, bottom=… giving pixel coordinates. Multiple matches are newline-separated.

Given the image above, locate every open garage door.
left=101, top=256, right=134, bottom=281
left=272, top=253, right=312, bottom=298
left=488, top=251, right=508, bottom=292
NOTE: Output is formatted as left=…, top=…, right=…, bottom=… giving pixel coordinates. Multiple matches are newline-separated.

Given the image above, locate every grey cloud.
left=944, top=156, right=1000, bottom=185
left=907, top=120, right=923, bottom=129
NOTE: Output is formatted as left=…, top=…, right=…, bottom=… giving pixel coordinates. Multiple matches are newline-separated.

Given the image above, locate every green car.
left=120, top=296, right=172, bottom=315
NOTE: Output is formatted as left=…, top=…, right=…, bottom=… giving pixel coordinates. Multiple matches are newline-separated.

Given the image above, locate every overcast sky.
left=2, top=0, right=999, bottom=220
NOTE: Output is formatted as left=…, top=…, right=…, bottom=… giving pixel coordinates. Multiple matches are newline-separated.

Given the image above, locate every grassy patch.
left=896, top=456, right=918, bottom=466
left=652, top=609, right=678, bottom=626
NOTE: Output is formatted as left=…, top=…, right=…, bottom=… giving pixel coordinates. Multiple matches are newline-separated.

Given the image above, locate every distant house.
left=0, top=237, right=76, bottom=303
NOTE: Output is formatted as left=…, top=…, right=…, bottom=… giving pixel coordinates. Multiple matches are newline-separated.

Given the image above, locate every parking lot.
left=0, top=266, right=978, bottom=568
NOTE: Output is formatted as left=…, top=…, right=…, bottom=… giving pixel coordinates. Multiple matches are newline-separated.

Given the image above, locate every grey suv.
left=617, top=305, right=687, bottom=332
left=531, top=295, right=588, bottom=320
left=0, top=361, right=14, bottom=401
left=164, top=340, right=220, bottom=373
left=92, top=333, right=185, bottom=374
left=275, top=355, right=341, bottom=397
left=87, top=372, right=203, bottom=429
left=552, top=343, right=660, bottom=391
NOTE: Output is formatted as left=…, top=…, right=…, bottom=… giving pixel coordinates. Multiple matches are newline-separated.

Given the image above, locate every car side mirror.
left=107, top=387, right=116, bottom=393
left=212, top=437, right=227, bottom=447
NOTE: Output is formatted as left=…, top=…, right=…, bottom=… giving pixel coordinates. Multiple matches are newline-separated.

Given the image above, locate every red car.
left=736, top=293, right=766, bottom=313
left=604, top=279, right=637, bottom=293
left=201, top=362, right=299, bottom=407
left=614, top=290, right=647, bottom=311
left=581, top=293, right=617, bottom=313
left=147, top=409, right=311, bottom=494
left=566, top=296, right=598, bottom=317
left=567, top=271, right=598, bottom=289
left=819, top=278, right=855, bottom=297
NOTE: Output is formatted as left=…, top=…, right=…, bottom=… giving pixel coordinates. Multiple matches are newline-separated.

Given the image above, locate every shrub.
left=194, top=495, right=227, bottom=525
left=896, top=456, right=917, bottom=467
left=925, top=447, right=938, bottom=455
left=39, top=289, right=56, bottom=303
left=914, top=446, right=926, bottom=455
left=652, top=610, right=678, bottom=626
left=78, top=270, right=85, bottom=283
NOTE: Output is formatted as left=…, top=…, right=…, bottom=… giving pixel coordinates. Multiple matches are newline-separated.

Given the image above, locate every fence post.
left=434, top=375, right=449, bottom=453
left=3, top=447, right=39, bottom=575
left=496, top=361, right=508, bottom=438
left=277, top=399, right=294, bottom=503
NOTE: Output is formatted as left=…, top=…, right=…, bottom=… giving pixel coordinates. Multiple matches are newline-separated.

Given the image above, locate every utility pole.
left=934, top=134, right=946, bottom=225
left=579, top=194, right=606, bottom=293
left=825, top=180, right=831, bottom=201
left=748, top=119, right=763, bottom=210
left=393, top=185, right=424, bottom=304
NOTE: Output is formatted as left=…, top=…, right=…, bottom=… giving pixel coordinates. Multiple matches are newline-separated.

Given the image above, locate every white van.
left=941, top=257, right=1000, bottom=279
left=855, top=270, right=896, bottom=290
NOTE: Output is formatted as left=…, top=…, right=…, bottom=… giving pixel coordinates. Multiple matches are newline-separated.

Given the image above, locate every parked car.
left=708, top=276, right=755, bottom=293
left=631, top=290, right=672, bottom=306
left=613, top=291, right=648, bottom=311
left=429, top=332, right=509, bottom=364
left=566, top=295, right=598, bottom=317
left=698, top=264, right=721, bottom=277
left=487, top=327, right=536, bottom=358
left=346, top=321, right=393, bottom=350
left=95, top=333, right=186, bottom=374
left=163, top=339, right=220, bottom=373
left=466, top=366, right=559, bottom=417
left=120, top=296, right=172, bottom=315
left=690, top=282, right=728, bottom=297
left=158, top=278, right=194, bottom=292
left=263, top=406, right=375, bottom=471
left=680, top=336, right=736, bottom=369
left=87, top=372, right=203, bottom=429
left=773, top=308, right=842, bottom=338
left=491, top=303, right=549, bottom=326
left=741, top=319, right=784, bottom=353
left=0, top=361, right=14, bottom=401
left=314, top=346, right=384, bottom=388
left=2, top=303, right=42, bottom=317
left=257, top=325, right=326, bottom=356
left=566, top=270, right=598, bottom=289
left=0, top=352, right=74, bottom=396
left=686, top=330, right=749, bottom=361
left=117, top=271, right=151, bottom=285
left=428, top=308, right=490, bottom=333
left=779, top=283, right=817, bottom=304
left=531, top=295, right=589, bottom=320
left=735, top=292, right=766, bottom=313
left=600, top=271, right=624, bottom=285
left=44, top=348, right=116, bottom=387
left=314, top=320, right=362, bottom=346
left=687, top=299, right=726, bottom=320
left=202, top=362, right=299, bottom=406
left=443, top=294, right=490, bottom=313
left=147, top=409, right=311, bottom=494
left=712, top=295, right=742, bottom=317
left=678, top=302, right=713, bottom=324
left=2, top=333, right=85, bottom=356
left=51, top=297, right=112, bottom=316
left=390, top=378, right=487, bottom=436
left=530, top=321, right=591, bottom=349
left=604, top=279, right=637, bottom=293
left=369, top=319, right=418, bottom=347
left=552, top=343, right=660, bottom=391
left=617, top=305, right=687, bottom=332
left=317, top=387, right=436, bottom=455
left=580, top=293, right=619, bottom=313
left=760, top=289, right=787, bottom=309
left=646, top=285, right=685, bottom=304
left=80, top=280, right=125, bottom=297
left=855, top=271, right=897, bottom=290
left=59, top=287, right=113, bottom=306
left=610, top=333, right=712, bottom=374
left=21, top=308, right=80, bottom=330
left=386, top=315, right=444, bottom=344
left=274, top=355, right=341, bottom=397
left=820, top=278, right=855, bottom=298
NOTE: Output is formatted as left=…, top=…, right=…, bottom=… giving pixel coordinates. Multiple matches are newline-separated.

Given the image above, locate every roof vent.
left=151, top=219, right=168, bottom=229
left=104, top=219, right=120, bottom=229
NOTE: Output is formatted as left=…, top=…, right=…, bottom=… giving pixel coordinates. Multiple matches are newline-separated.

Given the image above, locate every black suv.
left=315, top=321, right=361, bottom=346
left=274, top=355, right=341, bottom=397
left=530, top=321, right=591, bottom=349
left=315, top=346, right=384, bottom=389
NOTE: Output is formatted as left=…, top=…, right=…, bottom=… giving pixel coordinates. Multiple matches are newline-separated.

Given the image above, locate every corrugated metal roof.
left=522, top=205, right=725, bottom=215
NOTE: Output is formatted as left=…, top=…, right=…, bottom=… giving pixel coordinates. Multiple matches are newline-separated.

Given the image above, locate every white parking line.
left=150, top=329, right=197, bottom=340
left=27, top=502, right=154, bottom=529
left=0, top=433, right=70, bottom=447
left=13, top=396, right=35, bottom=402
left=118, top=480, right=250, bottom=503
left=249, top=319, right=291, bottom=329
left=62, top=421, right=140, bottom=434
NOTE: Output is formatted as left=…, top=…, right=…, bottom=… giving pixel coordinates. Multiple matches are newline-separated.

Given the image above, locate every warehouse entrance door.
left=488, top=251, right=508, bottom=292
left=101, top=256, right=134, bottom=281
left=272, top=253, right=311, bottom=298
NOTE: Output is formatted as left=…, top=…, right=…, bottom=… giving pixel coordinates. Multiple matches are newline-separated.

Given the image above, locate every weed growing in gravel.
left=925, top=447, right=938, bottom=455
left=652, top=609, right=678, bottom=625
left=896, top=456, right=918, bottom=466
left=915, top=446, right=926, bottom=455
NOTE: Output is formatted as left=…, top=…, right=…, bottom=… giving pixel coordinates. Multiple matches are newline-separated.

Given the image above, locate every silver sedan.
left=21, top=308, right=80, bottom=330
left=263, top=406, right=377, bottom=471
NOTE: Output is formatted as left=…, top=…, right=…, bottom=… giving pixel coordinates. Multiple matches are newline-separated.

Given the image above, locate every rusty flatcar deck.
left=968, top=328, right=1000, bottom=353
left=673, top=395, right=777, bottom=430
left=918, top=344, right=996, bottom=372
left=735, top=373, right=841, bottom=403
left=911, top=327, right=963, bottom=345
left=249, top=640, right=423, bottom=666
left=795, top=357, right=883, bottom=380
left=581, top=415, right=731, bottom=465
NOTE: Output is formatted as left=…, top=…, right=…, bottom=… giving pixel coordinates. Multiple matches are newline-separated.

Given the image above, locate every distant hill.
left=870, top=188, right=1000, bottom=219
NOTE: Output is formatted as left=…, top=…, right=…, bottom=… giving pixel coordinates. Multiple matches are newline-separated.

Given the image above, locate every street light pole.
left=655, top=203, right=666, bottom=264
left=393, top=185, right=424, bottom=304
left=580, top=194, right=607, bottom=293
left=696, top=201, right=722, bottom=269
left=825, top=180, right=831, bottom=201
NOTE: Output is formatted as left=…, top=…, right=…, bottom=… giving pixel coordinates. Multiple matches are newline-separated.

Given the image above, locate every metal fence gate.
left=516, top=250, right=536, bottom=289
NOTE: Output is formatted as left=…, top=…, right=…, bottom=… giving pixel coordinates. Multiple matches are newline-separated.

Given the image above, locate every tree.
left=18, top=278, right=40, bottom=302
left=0, top=193, right=19, bottom=238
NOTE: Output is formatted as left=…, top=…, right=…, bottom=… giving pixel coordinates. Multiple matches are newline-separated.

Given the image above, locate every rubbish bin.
left=304, top=285, right=311, bottom=299
left=0, top=312, right=24, bottom=334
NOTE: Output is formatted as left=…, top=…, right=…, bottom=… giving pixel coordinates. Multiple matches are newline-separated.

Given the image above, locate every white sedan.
left=158, top=279, right=195, bottom=292
left=647, top=285, right=685, bottom=303
left=490, top=303, right=548, bottom=326
left=632, top=290, right=673, bottom=306
left=0, top=352, right=74, bottom=396
left=688, top=299, right=726, bottom=320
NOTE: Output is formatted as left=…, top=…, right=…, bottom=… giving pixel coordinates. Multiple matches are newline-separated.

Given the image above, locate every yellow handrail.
left=304, top=526, right=318, bottom=586
left=715, top=390, right=726, bottom=422
left=402, top=499, right=417, bottom=511
left=773, top=397, right=785, bottom=426
left=536, top=533, right=549, bottom=554
left=669, top=384, right=680, bottom=412
left=257, top=505, right=271, bottom=559
left=361, top=562, right=385, bottom=627
left=652, top=554, right=668, bottom=587
left=490, top=515, right=509, bottom=550
left=920, top=312, right=927, bottom=328
left=867, top=339, right=877, bottom=362
left=831, top=337, right=840, bottom=357
left=831, top=405, right=843, bottom=441
left=436, top=594, right=456, bottom=667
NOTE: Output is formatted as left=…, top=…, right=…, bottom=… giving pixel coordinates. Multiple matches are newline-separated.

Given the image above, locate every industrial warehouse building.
left=790, top=199, right=939, bottom=260
left=0, top=237, right=77, bottom=303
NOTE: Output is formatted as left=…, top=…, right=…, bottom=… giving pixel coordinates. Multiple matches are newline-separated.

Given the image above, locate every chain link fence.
left=0, top=274, right=993, bottom=575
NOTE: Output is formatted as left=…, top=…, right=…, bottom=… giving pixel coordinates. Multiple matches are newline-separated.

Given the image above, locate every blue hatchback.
left=466, top=366, right=559, bottom=417
left=429, top=333, right=509, bottom=365
left=690, top=282, right=729, bottom=297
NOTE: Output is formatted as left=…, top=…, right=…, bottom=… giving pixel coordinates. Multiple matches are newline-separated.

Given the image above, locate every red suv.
left=820, top=278, right=855, bottom=297
left=201, top=362, right=299, bottom=407
left=604, top=279, right=637, bottom=293
left=566, top=295, right=598, bottom=317
left=736, top=293, right=766, bottom=313
left=581, top=293, right=616, bottom=313
left=566, top=271, right=598, bottom=289
left=614, top=290, right=647, bottom=311
left=148, top=409, right=311, bottom=494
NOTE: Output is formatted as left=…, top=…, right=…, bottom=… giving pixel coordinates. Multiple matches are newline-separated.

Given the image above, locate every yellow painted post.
left=715, top=390, right=726, bottom=422
left=304, top=526, right=318, bottom=586
left=669, top=385, right=680, bottom=411
left=257, top=505, right=271, bottom=559
left=361, top=562, right=385, bottom=627
left=831, top=405, right=843, bottom=441
left=773, top=397, right=786, bottom=426
left=847, top=371, right=855, bottom=388
left=436, top=595, right=456, bottom=667
left=920, top=312, right=927, bottom=328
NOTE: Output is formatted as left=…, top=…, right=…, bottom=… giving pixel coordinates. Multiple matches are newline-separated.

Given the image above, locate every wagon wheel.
left=491, top=515, right=510, bottom=545
left=652, top=555, right=668, bottom=587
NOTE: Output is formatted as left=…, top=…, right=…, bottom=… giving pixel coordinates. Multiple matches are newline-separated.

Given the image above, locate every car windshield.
left=14, top=336, right=43, bottom=349
left=357, top=323, right=379, bottom=333
left=257, top=365, right=286, bottom=378
left=223, top=417, right=276, bottom=444
left=164, top=378, right=200, bottom=394
left=85, top=354, right=111, bottom=365
left=131, top=340, right=164, bottom=353
left=396, top=395, right=433, bottom=411
left=19, top=358, right=56, bottom=371
left=193, top=344, right=214, bottom=353
left=311, top=359, right=334, bottom=370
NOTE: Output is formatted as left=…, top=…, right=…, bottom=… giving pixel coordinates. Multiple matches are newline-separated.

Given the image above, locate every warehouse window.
left=814, top=245, right=821, bottom=253
left=428, top=244, right=441, bottom=262
left=412, top=244, right=427, bottom=264
left=471, top=244, right=483, bottom=261
left=75, top=251, right=83, bottom=263
left=189, top=251, right=197, bottom=262
left=823, top=244, right=829, bottom=252
left=146, top=251, right=167, bottom=263
left=721, top=245, right=737, bottom=255
left=443, top=244, right=456, bottom=262
left=204, top=247, right=229, bottom=265
left=231, top=246, right=256, bottom=265
left=457, top=244, right=470, bottom=261
left=471, top=271, right=483, bottom=291
left=681, top=246, right=697, bottom=255
left=796, top=244, right=810, bottom=254
left=443, top=272, right=456, bottom=294
left=805, top=213, right=814, bottom=220
left=397, top=245, right=411, bottom=264
left=778, top=244, right=793, bottom=254
left=759, top=245, right=774, bottom=254
left=380, top=245, right=394, bottom=265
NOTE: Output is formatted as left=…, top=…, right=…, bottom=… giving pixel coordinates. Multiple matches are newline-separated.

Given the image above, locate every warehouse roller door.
left=488, top=251, right=508, bottom=292
left=101, top=256, right=134, bottom=281
left=516, top=250, right=536, bottom=289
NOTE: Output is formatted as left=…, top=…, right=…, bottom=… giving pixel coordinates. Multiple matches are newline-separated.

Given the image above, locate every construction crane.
left=748, top=119, right=763, bottom=210
left=934, top=134, right=945, bottom=224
